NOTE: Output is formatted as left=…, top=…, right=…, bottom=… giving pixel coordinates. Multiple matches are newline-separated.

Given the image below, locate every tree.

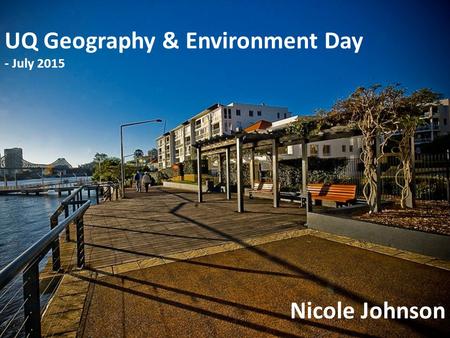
left=92, top=153, right=120, bottom=181
left=392, top=89, right=440, bottom=208
left=92, top=155, right=121, bottom=182
left=148, top=148, right=158, bottom=160
left=94, top=153, right=108, bottom=163
left=134, top=149, right=144, bottom=159
left=329, top=85, right=402, bottom=213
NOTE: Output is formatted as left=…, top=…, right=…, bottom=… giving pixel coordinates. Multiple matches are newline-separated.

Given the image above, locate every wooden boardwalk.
left=83, top=187, right=306, bottom=270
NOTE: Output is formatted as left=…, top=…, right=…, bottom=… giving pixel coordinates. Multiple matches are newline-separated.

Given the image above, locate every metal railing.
left=0, top=201, right=90, bottom=338
left=0, top=182, right=122, bottom=338
left=0, top=187, right=94, bottom=338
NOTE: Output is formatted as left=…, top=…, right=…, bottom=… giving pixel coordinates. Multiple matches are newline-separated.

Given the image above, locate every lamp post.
left=120, top=119, right=162, bottom=197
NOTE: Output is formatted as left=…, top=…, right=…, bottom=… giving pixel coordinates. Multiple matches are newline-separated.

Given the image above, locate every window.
left=212, top=122, right=220, bottom=134
left=349, top=145, right=354, bottom=152
left=284, top=113, right=287, bottom=118
left=309, top=144, right=318, bottom=156
left=342, top=145, right=346, bottom=152
left=249, top=110, right=254, bottom=117
left=323, top=145, right=331, bottom=156
left=257, top=111, right=261, bottom=116
left=277, top=112, right=280, bottom=119
left=228, top=109, right=232, bottom=119
left=236, top=109, right=241, bottom=116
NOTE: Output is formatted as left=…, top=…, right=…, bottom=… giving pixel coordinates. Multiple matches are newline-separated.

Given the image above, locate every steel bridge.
left=0, top=156, right=72, bottom=169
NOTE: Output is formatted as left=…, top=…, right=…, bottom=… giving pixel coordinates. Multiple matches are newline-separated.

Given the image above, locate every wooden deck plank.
left=80, top=187, right=306, bottom=269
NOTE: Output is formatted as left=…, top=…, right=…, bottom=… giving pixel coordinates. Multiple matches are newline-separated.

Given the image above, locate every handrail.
left=61, top=185, right=85, bottom=205
left=0, top=201, right=90, bottom=290
left=0, top=181, right=122, bottom=337
left=50, top=185, right=85, bottom=221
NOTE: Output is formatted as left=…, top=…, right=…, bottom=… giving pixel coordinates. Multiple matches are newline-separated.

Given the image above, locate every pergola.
left=193, top=128, right=361, bottom=213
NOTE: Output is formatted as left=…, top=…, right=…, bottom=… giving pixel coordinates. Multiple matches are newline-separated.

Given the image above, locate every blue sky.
left=0, top=0, right=449, bottom=165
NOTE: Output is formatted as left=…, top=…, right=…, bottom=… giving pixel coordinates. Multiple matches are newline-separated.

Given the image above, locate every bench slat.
left=308, top=183, right=356, bottom=205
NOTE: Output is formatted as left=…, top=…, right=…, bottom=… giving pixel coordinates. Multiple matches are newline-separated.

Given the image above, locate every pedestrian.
left=134, top=171, right=142, bottom=192
left=142, top=172, right=151, bottom=193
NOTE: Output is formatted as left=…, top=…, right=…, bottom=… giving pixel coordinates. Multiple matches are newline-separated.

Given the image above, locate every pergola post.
left=196, top=146, right=202, bottom=203
left=225, top=147, right=231, bottom=200
left=272, top=139, right=280, bottom=208
left=236, top=137, right=244, bottom=212
left=301, top=141, right=308, bottom=195
left=249, top=147, right=255, bottom=188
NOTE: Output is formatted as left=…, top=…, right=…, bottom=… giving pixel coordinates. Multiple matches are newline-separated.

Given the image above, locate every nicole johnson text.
left=291, top=302, right=445, bottom=320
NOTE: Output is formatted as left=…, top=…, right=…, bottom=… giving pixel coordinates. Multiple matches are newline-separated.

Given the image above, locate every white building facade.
left=157, top=103, right=290, bottom=168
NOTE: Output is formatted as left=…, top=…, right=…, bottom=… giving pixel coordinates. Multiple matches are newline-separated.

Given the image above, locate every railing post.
left=64, top=204, right=70, bottom=241
left=23, top=261, right=41, bottom=338
left=50, top=216, right=61, bottom=271
left=115, top=185, right=119, bottom=200
left=76, top=218, right=85, bottom=268
left=96, top=185, right=100, bottom=204
left=72, top=192, right=76, bottom=212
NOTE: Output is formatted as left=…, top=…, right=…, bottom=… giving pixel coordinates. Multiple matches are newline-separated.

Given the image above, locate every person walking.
left=142, top=172, right=151, bottom=193
left=134, top=171, right=142, bottom=192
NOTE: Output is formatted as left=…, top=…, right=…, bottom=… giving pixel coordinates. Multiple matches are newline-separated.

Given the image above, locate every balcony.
left=416, top=124, right=439, bottom=132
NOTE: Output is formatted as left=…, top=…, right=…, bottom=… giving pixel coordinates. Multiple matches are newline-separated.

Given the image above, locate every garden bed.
left=353, top=201, right=450, bottom=236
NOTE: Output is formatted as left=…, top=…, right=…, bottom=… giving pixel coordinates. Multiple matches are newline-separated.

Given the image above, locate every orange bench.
left=307, top=184, right=357, bottom=207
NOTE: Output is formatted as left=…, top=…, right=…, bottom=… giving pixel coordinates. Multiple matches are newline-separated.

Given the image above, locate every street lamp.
left=120, top=119, right=163, bottom=197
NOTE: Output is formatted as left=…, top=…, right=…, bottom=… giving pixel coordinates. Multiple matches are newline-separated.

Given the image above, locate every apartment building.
left=157, top=102, right=290, bottom=168
left=415, top=98, right=449, bottom=147
left=295, top=99, right=450, bottom=158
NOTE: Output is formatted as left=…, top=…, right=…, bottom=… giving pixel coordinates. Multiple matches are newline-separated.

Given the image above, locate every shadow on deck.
left=40, top=187, right=450, bottom=337
left=82, top=187, right=306, bottom=269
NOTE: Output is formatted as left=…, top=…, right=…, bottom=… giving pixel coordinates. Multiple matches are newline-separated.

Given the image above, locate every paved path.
left=40, top=188, right=450, bottom=337
left=78, top=235, right=450, bottom=337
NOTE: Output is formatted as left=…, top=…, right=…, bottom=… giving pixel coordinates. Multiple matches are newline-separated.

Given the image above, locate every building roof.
left=244, top=120, right=273, bottom=132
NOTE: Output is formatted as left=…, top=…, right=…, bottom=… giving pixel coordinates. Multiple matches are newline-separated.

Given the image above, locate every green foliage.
left=308, top=157, right=351, bottom=184
left=287, top=116, right=320, bottom=138
left=279, top=159, right=301, bottom=191
left=134, top=149, right=144, bottom=159
left=92, top=155, right=121, bottom=182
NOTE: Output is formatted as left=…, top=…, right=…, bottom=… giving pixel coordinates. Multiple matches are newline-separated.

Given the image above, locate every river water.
left=0, top=177, right=92, bottom=336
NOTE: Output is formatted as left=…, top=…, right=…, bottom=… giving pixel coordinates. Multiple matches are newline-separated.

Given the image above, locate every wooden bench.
left=307, top=183, right=357, bottom=207
left=248, top=182, right=273, bottom=199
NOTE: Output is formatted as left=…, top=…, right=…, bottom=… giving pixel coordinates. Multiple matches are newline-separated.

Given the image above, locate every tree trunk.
left=396, top=128, right=416, bottom=209
left=361, top=134, right=379, bottom=213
